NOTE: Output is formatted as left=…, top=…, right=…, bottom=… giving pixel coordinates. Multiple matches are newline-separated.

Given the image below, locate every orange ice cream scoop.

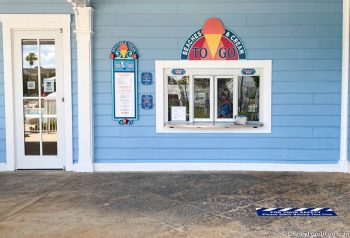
left=202, top=18, right=225, bottom=59
left=119, top=43, right=128, bottom=58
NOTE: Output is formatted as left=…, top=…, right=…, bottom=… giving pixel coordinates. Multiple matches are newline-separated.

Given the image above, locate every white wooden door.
left=13, top=30, right=64, bottom=169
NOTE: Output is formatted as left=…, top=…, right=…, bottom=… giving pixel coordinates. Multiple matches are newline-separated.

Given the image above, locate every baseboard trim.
left=93, top=162, right=342, bottom=173
left=1, top=162, right=346, bottom=173
left=73, top=162, right=94, bottom=172
left=0, top=162, right=7, bottom=171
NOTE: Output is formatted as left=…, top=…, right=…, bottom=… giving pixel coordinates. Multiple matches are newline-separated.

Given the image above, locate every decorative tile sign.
left=141, top=95, right=153, bottom=110
left=141, top=72, right=153, bottom=85
left=110, top=41, right=139, bottom=125
left=180, top=18, right=247, bottom=60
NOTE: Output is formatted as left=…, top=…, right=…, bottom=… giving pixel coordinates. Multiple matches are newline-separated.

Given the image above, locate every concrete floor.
left=0, top=172, right=349, bottom=238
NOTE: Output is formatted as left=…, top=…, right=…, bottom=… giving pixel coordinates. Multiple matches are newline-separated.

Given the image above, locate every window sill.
left=165, top=121, right=263, bottom=129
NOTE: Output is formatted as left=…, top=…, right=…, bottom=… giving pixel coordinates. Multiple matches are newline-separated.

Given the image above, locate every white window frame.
left=0, top=14, right=73, bottom=171
left=156, top=60, right=272, bottom=133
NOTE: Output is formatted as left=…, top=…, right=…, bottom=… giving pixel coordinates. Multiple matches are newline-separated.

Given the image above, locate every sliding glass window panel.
left=22, top=40, right=39, bottom=97
left=238, top=76, right=260, bottom=121
left=194, top=77, right=211, bottom=120
left=167, top=76, right=190, bottom=122
left=216, top=77, right=234, bottom=120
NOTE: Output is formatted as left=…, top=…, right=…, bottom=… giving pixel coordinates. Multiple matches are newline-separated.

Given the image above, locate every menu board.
left=114, top=72, right=135, bottom=118
left=110, top=41, right=139, bottom=124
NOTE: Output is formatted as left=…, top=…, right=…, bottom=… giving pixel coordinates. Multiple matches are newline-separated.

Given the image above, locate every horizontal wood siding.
left=0, top=0, right=345, bottom=165
left=92, top=0, right=342, bottom=164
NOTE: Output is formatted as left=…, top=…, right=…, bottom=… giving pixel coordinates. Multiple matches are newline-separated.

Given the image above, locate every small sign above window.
left=241, top=69, right=256, bottom=75
left=171, top=69, right=186, bottom=75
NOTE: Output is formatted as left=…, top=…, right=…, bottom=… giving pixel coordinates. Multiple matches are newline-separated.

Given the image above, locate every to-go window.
left=156, top=60, right=272, bottom=133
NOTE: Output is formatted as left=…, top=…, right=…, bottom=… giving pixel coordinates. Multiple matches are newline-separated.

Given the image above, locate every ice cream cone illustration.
left=202, top=18, right=225, bottom=59
left=120, top=43, right=128, bottom=58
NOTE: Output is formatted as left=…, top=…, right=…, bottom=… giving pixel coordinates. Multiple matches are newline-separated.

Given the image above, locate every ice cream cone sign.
left=120, top=43, right=128, bottom=58
left=180, top=18, right=247, bottom=60
left=202, top=18, right=225, bottom=59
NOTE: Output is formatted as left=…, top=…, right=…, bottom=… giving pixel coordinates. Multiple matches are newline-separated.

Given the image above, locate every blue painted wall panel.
left=92, top=0, right=342, bottom=164
left=0, top=0, right=344, bottom=165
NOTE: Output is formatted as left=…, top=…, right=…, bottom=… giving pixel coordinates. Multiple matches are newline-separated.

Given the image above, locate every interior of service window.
left=164, top=68, right=263, bottom=129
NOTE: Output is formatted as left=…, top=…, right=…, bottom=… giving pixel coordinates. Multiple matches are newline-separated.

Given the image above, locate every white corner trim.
left=74, top=7, right=94, bottom=172
left=0, top=14, right=73, bottom=171
left=93, top=163, right=342, bottom=173
left=155, top=60, right=272, bottom=134
left=1, top=23, right=16, bottom=171
left=340, top=0, right=350, bottom=172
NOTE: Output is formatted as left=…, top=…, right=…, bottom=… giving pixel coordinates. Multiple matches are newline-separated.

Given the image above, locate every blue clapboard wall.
left=0, top=0, right=346, bottom=165
left=91, top=0, right=343, bottom=164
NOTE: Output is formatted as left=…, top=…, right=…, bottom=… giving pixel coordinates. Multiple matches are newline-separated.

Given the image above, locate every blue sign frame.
left=111, top=41, right=139, bottom=125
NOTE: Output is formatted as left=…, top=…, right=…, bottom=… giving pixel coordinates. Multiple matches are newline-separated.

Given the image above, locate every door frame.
left=14, top=30, right=65, bottom=169
left=0, top=14, right=73, bottom=171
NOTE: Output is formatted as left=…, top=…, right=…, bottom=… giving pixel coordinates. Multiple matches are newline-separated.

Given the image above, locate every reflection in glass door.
left=22, top=39, right=57, bottom=156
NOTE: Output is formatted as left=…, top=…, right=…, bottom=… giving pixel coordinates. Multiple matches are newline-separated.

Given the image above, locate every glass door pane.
left=21, top=39, right=57, bottom=156
left=22, top=40, right=39, bottom=97
left=24, top=100, right=40, bottom=155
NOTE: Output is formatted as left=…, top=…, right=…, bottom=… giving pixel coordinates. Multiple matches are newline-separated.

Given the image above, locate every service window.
left=156, top=60, right=272, bottom=133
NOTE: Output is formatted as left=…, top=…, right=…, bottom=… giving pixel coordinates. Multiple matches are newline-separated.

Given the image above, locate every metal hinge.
left=61, top=97, right=65, bottom=102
